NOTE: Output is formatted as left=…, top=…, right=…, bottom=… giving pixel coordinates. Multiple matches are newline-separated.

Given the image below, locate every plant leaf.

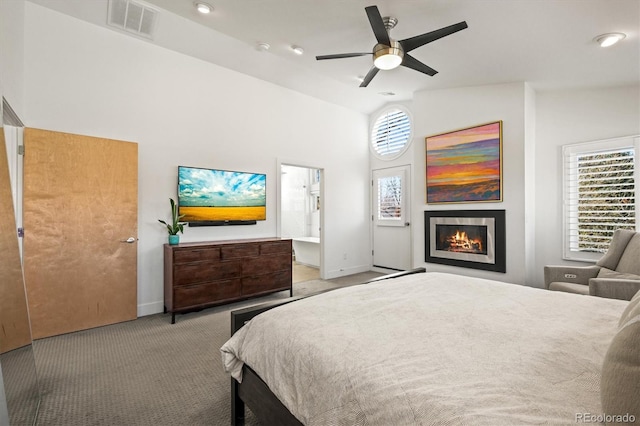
left=160, top=198, right=186, bottom=235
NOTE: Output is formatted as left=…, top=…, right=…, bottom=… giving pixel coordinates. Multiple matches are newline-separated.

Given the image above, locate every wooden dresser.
left=164, top=238, right=292, bottom=323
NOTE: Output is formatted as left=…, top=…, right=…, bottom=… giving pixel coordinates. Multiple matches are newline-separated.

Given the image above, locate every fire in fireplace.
left=436, top=225, right=488, bottom=255
left=425, top=210, right=506, bottom=273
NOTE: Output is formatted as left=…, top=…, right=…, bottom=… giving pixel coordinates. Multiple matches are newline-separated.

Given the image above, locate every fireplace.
left=425, top=210, right=506, bottom=272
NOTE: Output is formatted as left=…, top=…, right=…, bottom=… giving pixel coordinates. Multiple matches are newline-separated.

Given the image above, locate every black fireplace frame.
left=424, top=210, right=506, bottom=273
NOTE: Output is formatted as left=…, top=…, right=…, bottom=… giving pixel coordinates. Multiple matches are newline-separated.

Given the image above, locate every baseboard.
left=295, top=261, right=320, bottom=269
left=325, top=264, right=371, bottom=280
left=137, top=301, right=164, bottom=317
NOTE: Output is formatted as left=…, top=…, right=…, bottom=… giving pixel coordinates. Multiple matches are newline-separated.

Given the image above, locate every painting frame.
left=425, top=121, right=503, bottom=204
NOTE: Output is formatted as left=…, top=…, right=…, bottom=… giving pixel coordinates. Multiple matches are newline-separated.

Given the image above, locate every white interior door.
left=372, top=165, right=412, bottom=271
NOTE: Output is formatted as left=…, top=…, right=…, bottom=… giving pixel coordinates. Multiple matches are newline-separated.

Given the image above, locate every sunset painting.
left=425, top=121, right=502, bottom=203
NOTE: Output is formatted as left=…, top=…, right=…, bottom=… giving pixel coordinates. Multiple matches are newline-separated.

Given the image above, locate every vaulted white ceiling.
left=29, top=0, right=640, bottom=114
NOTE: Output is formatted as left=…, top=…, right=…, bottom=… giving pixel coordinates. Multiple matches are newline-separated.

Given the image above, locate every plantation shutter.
left=371, top=107, right=412, bottom=159
left=374, top=167, right=407, bottom=227
left=378, top=175, right=402, bottom=220
left=563, top=136, right=639, bottom=261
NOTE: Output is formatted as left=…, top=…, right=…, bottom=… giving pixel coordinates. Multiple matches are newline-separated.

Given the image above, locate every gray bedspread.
left=221, top=272, right=628, bottom=425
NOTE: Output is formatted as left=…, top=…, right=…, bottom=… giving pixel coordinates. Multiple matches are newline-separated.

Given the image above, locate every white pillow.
left=601, top=295, right=640, bottom=424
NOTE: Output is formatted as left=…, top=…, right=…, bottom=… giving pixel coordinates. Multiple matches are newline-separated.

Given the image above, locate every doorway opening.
left=279, top=163, right=324, bottom=282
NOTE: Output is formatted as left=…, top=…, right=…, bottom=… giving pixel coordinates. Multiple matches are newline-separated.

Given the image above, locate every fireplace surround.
left=425, top=210, right=506, bottom=272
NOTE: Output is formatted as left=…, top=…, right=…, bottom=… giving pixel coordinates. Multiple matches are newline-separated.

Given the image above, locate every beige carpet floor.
left=31, top=271, right=382, bottom=426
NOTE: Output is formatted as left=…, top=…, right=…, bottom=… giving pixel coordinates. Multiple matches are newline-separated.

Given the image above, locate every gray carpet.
left=32, top=271, right=382, bottom=426
left=1, top=346, right=40, bottom=426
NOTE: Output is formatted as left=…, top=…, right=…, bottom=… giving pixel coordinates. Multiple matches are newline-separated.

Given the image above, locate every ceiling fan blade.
left=401, top=54, right=438, bottom=76
left=316, top=52, right=372, bottom=60
left=360, top=66, right=380, bottom=87
left=399, top=21, right=468, bottom=52
left=365, top=5, right=391, bottom=46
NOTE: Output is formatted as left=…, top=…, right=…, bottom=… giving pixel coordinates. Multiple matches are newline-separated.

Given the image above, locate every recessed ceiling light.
left=256, top=42, right=270, bottom=52
left=195, top=2, right=213, bottom=14
left=291, top=45, right=304, bottom=55
left=594, top=33, right=626, bottom=47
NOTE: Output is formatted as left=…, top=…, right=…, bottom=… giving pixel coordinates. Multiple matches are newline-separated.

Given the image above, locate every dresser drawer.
left=242, top=270, right=291, bottom=295
left=221, top=244, right=259, bottom=260
left=260, top=240, right=291, bottom=255
left=242, top=252, right=291, bottom=276
left=174, top=279, right=242, bottom=308
left=173, top=247, right=221, bottom=263
left=173, top=261, right=241, bottom=286
left=164, top=238, right=292, bottom=323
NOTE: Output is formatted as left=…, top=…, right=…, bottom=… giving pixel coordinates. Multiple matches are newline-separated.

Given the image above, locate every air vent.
left=108, top=0, right=158, bottom=39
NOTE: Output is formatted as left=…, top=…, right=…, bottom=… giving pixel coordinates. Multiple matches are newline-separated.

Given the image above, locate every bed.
left=221, top=270, right=640, bottom=425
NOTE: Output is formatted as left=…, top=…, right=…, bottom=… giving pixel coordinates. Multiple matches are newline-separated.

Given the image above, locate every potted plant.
left=159, top=198, right=186, bottom=245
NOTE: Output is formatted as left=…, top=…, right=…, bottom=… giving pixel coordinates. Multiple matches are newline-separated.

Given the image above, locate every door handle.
left=121, top=237, right=137, bottom=243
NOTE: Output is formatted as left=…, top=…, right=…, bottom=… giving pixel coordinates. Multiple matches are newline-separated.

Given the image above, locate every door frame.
left=371, top=164, right=413, bottom=273
left=276, top=158, right=325, bottom=279
left=2, top=98, right=25, bottom=258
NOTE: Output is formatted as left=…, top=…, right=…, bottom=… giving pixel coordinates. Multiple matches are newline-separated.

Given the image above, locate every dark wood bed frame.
left=229, top=267, right=426, bottom=425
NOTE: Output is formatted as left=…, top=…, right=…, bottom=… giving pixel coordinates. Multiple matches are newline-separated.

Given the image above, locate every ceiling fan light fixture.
left=373, top=41, right=403, bottom=70
left=194, top=2, right=213, bottom=14
left=594, top=32, right=626, bottom=47
left=315, top=5, right=466, bottom=87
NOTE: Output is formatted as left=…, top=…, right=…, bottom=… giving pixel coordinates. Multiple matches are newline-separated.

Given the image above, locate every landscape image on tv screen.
left=178, top=166, right=266, bottom=222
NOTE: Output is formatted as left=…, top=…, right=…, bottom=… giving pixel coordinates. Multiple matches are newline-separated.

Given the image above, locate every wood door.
left=23, top=128, right=138, bottom=339
left=372, top=166, right=412, bottom=271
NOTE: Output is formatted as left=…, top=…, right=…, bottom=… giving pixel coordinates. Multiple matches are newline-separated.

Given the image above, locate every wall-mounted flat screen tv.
left=178, top=166, right=266, bottom=224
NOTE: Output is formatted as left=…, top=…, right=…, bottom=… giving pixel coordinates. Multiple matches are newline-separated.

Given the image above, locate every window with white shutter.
left=370, top=106, right=413, bottom=160
left=378, top=175, right=402, bottom=220
left=374, top=167, right=407, bottom=227
left=563, top=135, right=639, bottom=261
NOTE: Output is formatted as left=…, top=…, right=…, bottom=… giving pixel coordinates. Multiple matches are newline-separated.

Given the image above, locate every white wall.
left=0, top=0, right=25, bottom=119
left=407, top=83, right=530, bottom=285
left=7, top=2, right=638, bottom=316
left=523, top=84, right=537, bottom=285
left=533, top=85, right=640, bottom=285
left=16, top=3, right=370, bottom=316
left=384, top=83, right=639, bottom=288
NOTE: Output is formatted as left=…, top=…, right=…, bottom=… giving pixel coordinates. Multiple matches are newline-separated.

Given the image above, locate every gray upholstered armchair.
left=544, top=229, right=640, bottom=301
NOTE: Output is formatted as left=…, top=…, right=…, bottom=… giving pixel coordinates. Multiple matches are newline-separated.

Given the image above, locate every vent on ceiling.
left=107, top=0, right=158, bottom=39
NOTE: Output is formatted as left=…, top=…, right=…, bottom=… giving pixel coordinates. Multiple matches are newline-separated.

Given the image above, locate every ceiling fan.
left=316, top=5, right=468, bottom=87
